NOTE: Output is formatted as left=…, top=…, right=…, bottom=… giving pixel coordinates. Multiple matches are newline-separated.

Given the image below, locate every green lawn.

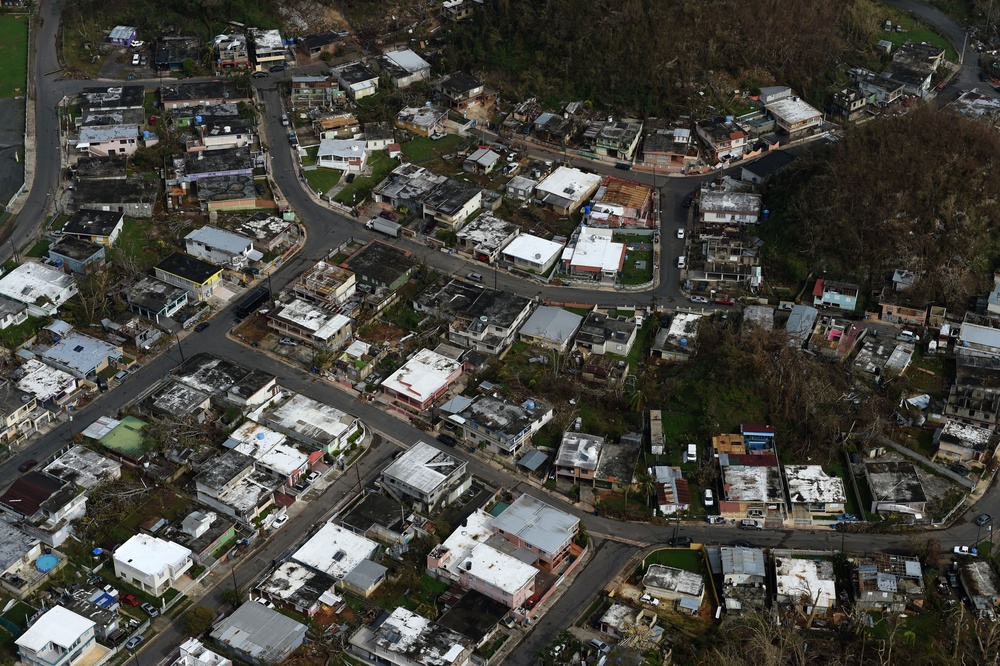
left=304, top=167, right=342, bottom=194
left=115, top=218, right=164, bottom=271
left=0, top=16, right=28, bottom=98
left=620, top=250, right=653, bottom=285
left=301, top=145, right=319, bottom=167
left=401, top=134, right=464, bottom=162
left=25, top=240, right=50, bottom=258
left=639, top=547, right=704, bottom=574
left=334, top=151, right=395, bottom=205
left=883, top=11, right=957, bottom=61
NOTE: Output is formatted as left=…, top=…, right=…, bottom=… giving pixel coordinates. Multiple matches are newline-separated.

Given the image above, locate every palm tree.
left=636, top=469, right=656, bottom=508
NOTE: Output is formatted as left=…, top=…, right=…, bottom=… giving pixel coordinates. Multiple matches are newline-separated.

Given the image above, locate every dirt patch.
left=233, top=314, right=270, bottom=344
left=357, top=320, right=406, bottom=345
left=278, top=0, right=349, bottom=34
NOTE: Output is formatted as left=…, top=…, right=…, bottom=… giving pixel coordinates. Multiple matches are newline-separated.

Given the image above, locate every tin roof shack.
left=378, top=49, right=432, bottom=89
left=463, top=148, right=502, bottom=175
left=960, top=560, right=1000, bottom=618
left=555, top=431, right=604, bottom=485
left=349, top=606, right=473, bottom=666
left=211, top=601, right=307, bottom=665
left=0, top=263, right=78, bottom=317
left=783, top=465, right=847, bottom=523
left=853, top=339, right=914, bottom=379
left=256, top=561, right=338, bottom=618
left=291, top=522, right=386, bottom=597
left=72, top=176, right=158, bottom=218
left=340, top=492, right=413, bottom=545
left=0, top=471, right=87, bottom=548
left=653, top=466, right=691, bottom=515
left=534, top=167, right=602, bottom=215
left=584, top=177, right=655, bottom=229
left=381, top=441, right=470, bottom=511
left=230, top=213, right=296, bottom=253
left=43, top=446, right=121, bottom=490
left=194, top=450, right=277, bottom=522
left=173, top=353, right=250, bottom=396
left=807, top=316, right=866, bottom=360
left=718, top=453, right=786, bottom=522
left=854, top=553, right=924, bottom=613
left=451, top=395, right=553, bottom=456
left=936, top=421, right=998, bottom=464
left=642, top=564, right=705, bottom=610
left=574, top=311, right=638, bottom=357
left=381, top=349, right=463, bottom=412
left=455, top=212, right=519, bottom=264
left=291, top=261, right=356, bottom=308
left=786, top=305, right=819, bottom=349
left=651, top=312, right=702, bottom=362
left=267, top=299, right=352, bottom=349
left=774, top=555, right=836, bottom=618
left=254, top=391, right=361, bottom=456
left=343, top=240, right=417, bottom=294
left=113, top=534, right=192, bottom=597
left=863, top=461, right=927, bottom=519
left=719, top=546, right=767, bottom=613
left=184, top=227, right=255, bottom=270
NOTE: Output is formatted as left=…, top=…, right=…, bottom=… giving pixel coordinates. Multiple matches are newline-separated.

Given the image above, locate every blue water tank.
left=526, top=400, right=535, bottom=410
left=680, top=338, right=688, bottom=347
left=584, top=205, right=591, bottom=214
left=763, top=209, right=770, bottom=219
left=143, top=130, right=150, bottom=139
left=257, top=432, right=265, bottom=440
left=195, top=115, right=203, bottom=123
left=725, top=116, right=733, bottom=123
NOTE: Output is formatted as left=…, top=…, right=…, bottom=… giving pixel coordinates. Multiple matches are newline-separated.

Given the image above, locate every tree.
left=182, top=58, right=197, bottom=78
left=183, top=606, right=216, bottom=635
left=222, top=588, right=242, bottom=607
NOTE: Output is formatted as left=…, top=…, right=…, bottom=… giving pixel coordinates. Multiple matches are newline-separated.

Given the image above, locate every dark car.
left=120, top=594, right=140, bottom=607
left=255, top=183, right=266, bottom=197
left=251, top=71, right=268, bottom=79
left=379, top=210, right=397, bottom=221
left=667, top=536, right=693, bottom=546
left=194, top=322, right=209, bottom=333
left=682, top=190, right=697, bottom=208
left=731, top=539, right=754, bottom=548
left=950, top=464, right=971, bottom=477
left=269, top=64, right=286, bottom=72
left=345, top=173, right=356, bottom=184
left=975, top=513, right=993, bottom=526
left=436, top=433, right=458, bottom=447
left=18, top=459, right=37, bottom=473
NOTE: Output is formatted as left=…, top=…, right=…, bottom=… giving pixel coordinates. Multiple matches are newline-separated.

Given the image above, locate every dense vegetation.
left=761, top=107, right=1000, bottom=308
left=442, top=0, right=898, bottom=115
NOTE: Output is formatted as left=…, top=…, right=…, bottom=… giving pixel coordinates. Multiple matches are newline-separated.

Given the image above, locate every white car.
left=954, top=545, right=976, bottom=556
left=272, top=514, right=289, bottom=529
left=676, top=228, right=685, bottom=239
left=689, top=296, right=709, bottom=304
left=640, top=594, right=660, bottom=606
left=131, top=40, right=145, bottom=48
left=131, top=53, right=140, bottom=66
left=704, top=489, right=715, bottom=507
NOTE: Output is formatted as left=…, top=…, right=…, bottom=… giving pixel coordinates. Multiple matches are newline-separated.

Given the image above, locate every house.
left=176, top=147, right=254, bottom=183
left=562, top=227, right=626, bottom=282
left=62, top=209, right=124, bottom=247
left=695, top=117, right=748, bottom=162
left=183, top=121, right=253, bottom=153
left=786, top=304, right=819, bottom=349
left=395, top=106, right=448, bottom=137
left=113, top=534, right=192, bottom=596
left=333, top=62, right=379, bottom=101
left=451, top=395, right=553, bottom=456
left=225, top=422, right=309, bottom=487
left=107, top=25, right=137, bottom=45
left=783, top=465, right=847, bottom=522
left=574, top=311, right=638, bottom=356
left=433, top=72, right=495, bottom=112
left=71, top=156, right=127, bottom=181
left=879, top=300, right=928, bottom=327
left=378, top=49, right=432, bottom=89
left=765, top=96, right=823, bottom=135
left=455, top=212, right=519, bottom=263
left=267, top=299, right=352, bottom=348
left=863, top=461, right=927, bottom=519
left=854, top=553, right=925, bottom=613
left=500, top=234, right=563, bottom=275
left=0, top=521, right=58, bottom=599
left=699, top=189, right=762, bottom=226
left=829, top=86, right=874, bottom=123
left=436, top=591, right=512, bottom=649
left=0, top=472, right=88, bottom=547
left=80, top=85, right=144, bottom=112
left=0, top=381, right=46, bottom=448
left=642, top=564, right=705, bottom=609
left=291, top=522, right=385, bottom=593
left=102, top=312, right=163, bottom=351
left=73, top=176, right=159, bottom=218
left=160, top=82, right=250, bottom=110
left=59, top=589, right=121, bottom=640
left=490, top=493, right=579, bottom=572
left=292, top=261, right=356, bottom=307
left=936, top=421, right=997, bottom=464
left=47, top=238, right=106, bottom=275
left=364, top=122, right=396, bottom=150
left=585, top=177, right=655, bottom=228
left=381, top=441, right=470, bottom=510
left=945, top=385, right=1000, bottom=429
left=555, top=431, right=604, bottom=485
left=519, top=306, right=583, bottom=352
left=597, top=604, right=641, bottom=640
left=127, top=276, right=189, bottom=324
left=255, top=392, right=361, bottom=456
left=718, top=453, right=786, bottom=522
left=505, top=175, right=537, bottom=201
left=343, top=240, right=417, bottom=293
left=463, top=148, right=502, bottom=174
left=317, top=139, right=368, bottom=174
left=154, top=252, right=224, bottom=301
left=533, top=112, right=577, bottom=145
left=593, top=119, right=643, bottom=161
left=653, top=466, right=691, bottom=515
left=349, top=607, right=472, bottom=666
left=257, top=561, right=338, bottom=618
left=185, top=227, right=257, bottom=269
left=373, top=163, right=447, bottom=210
left=314, top=113, right=360, bottom=140
left=231, top=212, right=297, bottom=252
left=248, top=28, right=285, bottom=71
left=807, top=316, right=866, bottom=360
left=16, top=359, right=78, bottom=406
left=774, top=555, right=836, bottom=615
left=76, top=125, right=139, bottom=158
left=853, top=69, right=906, bottom=104
left=211, top=601, right=307, bottom=665
left=148, top=380, right=212, bottom=422
left=813, top=279, right=860, bottom=311
left=959, top=313, right=1000, bottom=357
left=154, top=37, right=201, bottom=71
left=295, top=31, right=343, bottom=63
left=227, top=370, right=279, bottom=408
left=291, top=77, right=339, bottom=110
left=641, top=127, right=699, bottom=171
left=721, top=546, right=767, bottom=589
left=533, top=166, right=602, bottom=215
left=160, top=510, right=236, bottom=566
left=0, top=263, right=78, bottom=317
left=853, top=338, right=914, bottom=378
left=37, top=331, right=123, bottom=380
left=741, top=150, right=796, bottom=185
left=194, top=450, right=276, bottom=521
left=168, top=102, right=240, bottom=128
left=441, top=0, right=476, bottom=21
left=16, top=606, right=99, bottom=666
left=215, top=34, right=250, bottom=69
left=173, top=640, right=232, bottom=666
left=381, top=348, right=463, bottom=411
left=651, top=312, right=702, bottom=361
left=0, top=298, right=27, bottom=330
left=421, top=179, right=483, bottom=231
left=341, top=492, right=414, bottom=545
left=959, top=560, right=1000, bottom=618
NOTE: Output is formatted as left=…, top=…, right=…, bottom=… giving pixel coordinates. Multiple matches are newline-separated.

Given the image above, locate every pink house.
left=381, top=349, right=462, bottom=411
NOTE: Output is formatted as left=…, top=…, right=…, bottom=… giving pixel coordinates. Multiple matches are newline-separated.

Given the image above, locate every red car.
left=18, top=459, right=37, bottom=473
left=714, top=296, right=736, bottom=306
left=379, top=210, right=397, bottom=221
left=120, top=594, right=141, bottom=607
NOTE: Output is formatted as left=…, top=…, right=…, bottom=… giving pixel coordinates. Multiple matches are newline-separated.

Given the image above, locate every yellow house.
left=154, top=252, right=222, bottom=302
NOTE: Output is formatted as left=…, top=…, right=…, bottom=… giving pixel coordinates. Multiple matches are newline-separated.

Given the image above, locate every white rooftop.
left=318, top=138, right=368, bottom=158
left=250, top=28, right=283, bottom=49
left=383, top=48, right=431, bottom=73
left=775, top=557, right=836, bottom=609
left=765, top=96, right=822, bottom=125
left=226, top=422, right=306, bottom=477
left=44, top=445, right=121, bottom=489
left=699, top=190, right=762, bottom=213
left=535, top=167, right=601, bottom=204
left=176, top=639, right=232, bottom=666
left=519, top=306, right=582, bottom=345
left=382, top=441, right=465, bottom=496
left=642, top=564, right=705, bottom=598
left=0, top=263, right=77, bottom=309
left=783, top=465, right=847, bottom=505
left=78, top=125, right=138, bottom=143
left=17, top=606, right=95, bottom=653
left=721, top=461, right=783, bottom=503
left=371, top=607, right=468, bottom=666
left=273, top=298, right=350, bottom=342
left=381, top=348, right=461, bottom=404
left=567, top=227, right=625, bottom=272
left=941, top=420, right=994, bottom=446
left=455, top=212, right=517, bottom=254
left=114, top=534, right=191, bottom=578
left=186, top=226, right=254, bottom=255
left=292, top=522, right=378, bottom=579
left=17, top=358, right=77, bottom=402
left=257, top=391, right=357, bottom=447
left=463, top=541, right=537, bottom=594
left=556, top=431, right=605, bottom=471
left=490, top=494, right=579, bottom=557
left=228, top=420, right=287, bottom=451
left=40, top=331, right=122, bottom=377
left=501, top=234, right=564, bottom=265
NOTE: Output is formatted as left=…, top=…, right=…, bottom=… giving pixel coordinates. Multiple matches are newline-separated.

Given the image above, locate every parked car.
left=131, top=40, right=145, bottom=48
left=975, top=513, right=993, bottom=526
left=525, top=595, right=540, bottom=610
left=954, top=545, right=975, bottom=555
left=255, top=183, right=266, bottom=197
left=131, top=53, right=140, bottom=66
left=436, top=433, right=458, bottom=447
left=379, top=210, right=397, bottom=221
left=639, top=594, right=660, bottom=606
left=113, top=370, right=130, bottom=383
left=731, top=539, right=754, bottom=548
left=676, top=228, right=685, bottom=239
left=193, top=322, right=209, bottom=332
left=466, top=272, right=484, bottom=283
left=139, top=56, right=147, bottom=66
left=306, top=471, right=321, bottom=483
left=689, top=296, right=709, bottom=304
left=124, top=635, right=144, bottom=651
left=279, top=337, right=299, bottom=346
left=950, top=464, right=971, bottom=477
left=272, top=514, right=289, bottom=529
left=589, top=639, right=611, bottom=654
left=681, top=190, right=697, bottom=208
left=140, top=603, right=159, bottom=617
left=714, top=295, right=736, bottom=306
left=18, top=459, right=37, bottom=473
left=346, top=173, right=356, bottom=184
left=703, top=489, right=715, bottom=507
left=668, top=536, right=693, bottom=546
left=120, top=594, right=140, bottom=607
left=251, top=71, right=268, bottom=79
left=739, top=519, right=763, bottom=530
left=269, top=64, right=286, bottom=72
left=705, top=515, right=726, bottom=524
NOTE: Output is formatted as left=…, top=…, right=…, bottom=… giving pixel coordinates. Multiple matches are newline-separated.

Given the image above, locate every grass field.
left=304, top=167, right=342, bottom=195
left=0, top=15, right=28, bottom=98
left=401, top=134, right=464, bottom=162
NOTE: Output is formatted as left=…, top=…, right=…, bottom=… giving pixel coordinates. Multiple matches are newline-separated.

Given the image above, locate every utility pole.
left=173, top=331, right=186, bottom=364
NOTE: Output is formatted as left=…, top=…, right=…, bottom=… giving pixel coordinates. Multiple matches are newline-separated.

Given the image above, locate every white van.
left=896, top=330, right=917, bottom=343
left=677, top=256, right=686, bottom=269
left=739, top=519, right=763, bottom=530
left=684, top=443, right=697, bottom=463
left=704, top=489, right=715, bottom=507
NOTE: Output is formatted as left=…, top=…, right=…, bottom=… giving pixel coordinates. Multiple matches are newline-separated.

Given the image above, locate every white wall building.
left=0, top=263, right=79, bottom=316
left=16, top=607, right=97, bottom=666
left=113, top=534, right=193, bottom=596
left=185, top=227, right=257, bottom=269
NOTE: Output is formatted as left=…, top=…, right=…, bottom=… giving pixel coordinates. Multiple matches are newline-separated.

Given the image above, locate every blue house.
left=813, top=279, right=860, bottom=311
left=108, top=26, right=137, bottom=46
left=741, top=423, right=776, bottom=452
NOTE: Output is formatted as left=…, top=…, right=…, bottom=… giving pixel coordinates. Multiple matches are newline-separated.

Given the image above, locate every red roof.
left=674, top=478, right=691, bottom=504
left=740, top=423, right=775, bottom=434
left=727, top=453, right=779, bottom=467
left=812, top=279, right=825, bottom=297
left=0, top=472, right=66, bottom=516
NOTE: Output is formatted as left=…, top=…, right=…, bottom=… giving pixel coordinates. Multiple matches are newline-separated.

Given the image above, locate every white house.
left=113, top=534, right=193, bottom=596
left=534, top=167, right=602, bottom=215
left=17, top=607, right=98, bottom=666
left=0, top=263, right=79, bottom=317
left=501, top=234, right=564, bottom=275
left=185, top=226, right=257, bottom=269
left=77, top=125, right=139, bottom=158
left=380, top=349, right=463, bottom=412
left=316, top=139, right=368, bottom=173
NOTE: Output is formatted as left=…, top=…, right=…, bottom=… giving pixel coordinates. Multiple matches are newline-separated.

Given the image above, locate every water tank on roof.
left=763, top=209, right=770, bottom=219
left=584, top=205, right=591, bottom=215
left=526, top=400, right=535, bottom=410
left=142, top=131, right=150, bottom=140
left=195, top=116, right=203, bottom=124
left=680, top=338, right=688, bottom=347
left=725, top=116, right=733, bottom=123
left=257, top=432, right=265, bottom=440
left=224, top=126, right=231, bottom=133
